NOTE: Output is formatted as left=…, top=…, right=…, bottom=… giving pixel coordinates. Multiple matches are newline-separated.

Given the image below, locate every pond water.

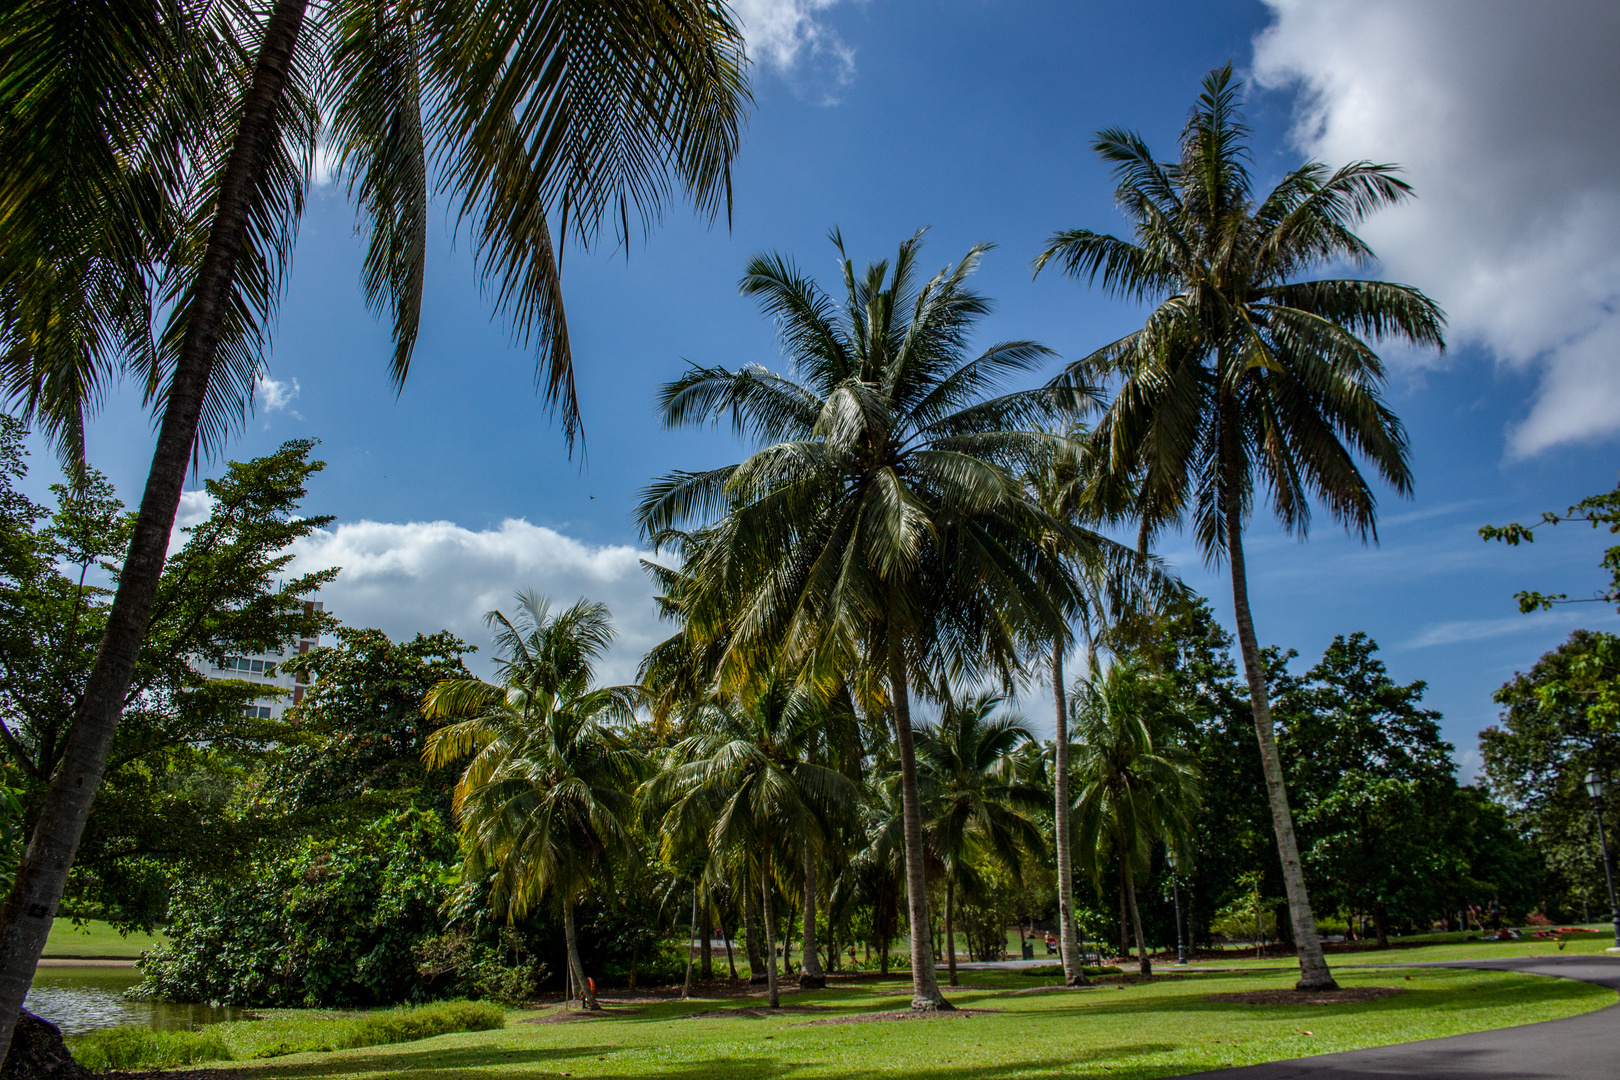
left=24, top=966, right=253, bottom=1035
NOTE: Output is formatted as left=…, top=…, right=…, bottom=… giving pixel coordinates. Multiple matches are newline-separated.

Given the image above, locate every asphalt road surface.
left=1179, top=955, right=1620, bottom=1079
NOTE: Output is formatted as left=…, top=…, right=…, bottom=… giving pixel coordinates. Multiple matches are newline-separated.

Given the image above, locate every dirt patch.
left=1207, top=987, right=1404, bottom=1006
left=796, top=1007, right=1001, bottom=1025
left=686, top=1005, right=828, bottom=1019
left=522, top=1005, right=646, bottom=1023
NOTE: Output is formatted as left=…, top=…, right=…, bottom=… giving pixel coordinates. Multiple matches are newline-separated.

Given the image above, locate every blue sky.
left=32, top=0, right=1620, bottom=775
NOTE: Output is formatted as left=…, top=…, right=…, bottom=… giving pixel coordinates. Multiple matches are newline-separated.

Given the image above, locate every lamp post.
left=1584, top=770, right=1620, bottom=952
left=1167, top=848, right=1188, bottom=965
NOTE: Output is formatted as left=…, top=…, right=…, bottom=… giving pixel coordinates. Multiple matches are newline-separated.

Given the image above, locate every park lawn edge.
left=142, top=965, right=1614, bottom=1080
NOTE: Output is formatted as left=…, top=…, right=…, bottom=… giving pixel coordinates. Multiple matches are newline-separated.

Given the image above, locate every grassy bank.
left=69, top=1000, right=505, bottom=1071
left=43, top=920, right=165, bottom=959
left=1175, top=933, right=1620, bottom=969
left=155, top=965, right=1607, bottom=1080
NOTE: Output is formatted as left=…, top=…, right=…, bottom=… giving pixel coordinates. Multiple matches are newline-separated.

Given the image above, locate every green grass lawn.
left=42, top=919, right=165, bottom=958
left=190, top=965, right=1610, bottom=1080
left=1177, top=933, right=1619, bottom=969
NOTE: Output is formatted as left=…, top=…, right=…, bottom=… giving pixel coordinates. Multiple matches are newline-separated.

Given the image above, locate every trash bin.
left=1021, top=942, right=1035, bottom=960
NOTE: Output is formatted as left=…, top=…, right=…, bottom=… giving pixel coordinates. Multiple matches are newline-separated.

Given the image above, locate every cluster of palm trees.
left=423, top=588, right=1201, bottom=1012
left=630, top=64, right=1443, bottom=1003
left=422, top=64, right=1445, bottom=1012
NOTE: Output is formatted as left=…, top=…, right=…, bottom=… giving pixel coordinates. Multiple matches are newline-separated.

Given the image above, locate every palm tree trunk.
left=743, top=892, right=765, bottom=983
left=799, top=847, right=825, bottom=988
left=945, top=875, right=959, bottom=986
left=699, top=883, right=713, bottom=981
left=1223, top=461, right=1337, bottom=992
left=563, top=895, right=599, bottom=1010
left=721, top=905, right=738, bottom=981
left=1122, top=857, right=1151, bottom=977
left=760, top=862, right=780, bottom=1008
left=1052, top=643, right=1089, bottom=987
left=682, top=882, right=698, bottom=999
left=0, top=0, right=311, bottom=1059
left=888, top=637, right=951, bottom=1010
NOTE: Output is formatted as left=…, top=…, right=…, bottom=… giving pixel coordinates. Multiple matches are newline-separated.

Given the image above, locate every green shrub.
left=69, top=1027, right=232, bottom=1072
left=244, top=1000, right=506, bottom=1059
left=1019, top=964, right=1123, bottom=977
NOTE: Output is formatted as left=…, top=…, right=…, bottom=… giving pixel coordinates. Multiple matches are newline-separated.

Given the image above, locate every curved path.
left=1180, top=955, right=1620, bottom=1079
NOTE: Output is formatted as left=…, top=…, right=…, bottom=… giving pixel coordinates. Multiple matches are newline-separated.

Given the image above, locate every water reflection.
left=25, top=966, right=253, bottom=1035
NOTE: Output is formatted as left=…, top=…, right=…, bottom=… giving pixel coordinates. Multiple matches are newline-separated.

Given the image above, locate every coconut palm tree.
left=422, top=593, right=644, bottom=1010
left=1023, top=437, right=1168, bottom=986
left=1069, top=662, right=1201, bottom=976
left=0, top=2, right=748, bottom=1043
left=914, top=692, right=1046, bottom=986
left=641, top=673, right=860, bottom=1007
left=1034, top=64, right=1444, bottom=990
left=638, top=230, right=1088, bottom=1009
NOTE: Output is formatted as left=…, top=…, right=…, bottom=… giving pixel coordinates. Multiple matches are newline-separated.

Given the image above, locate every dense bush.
left=139, top=811, right=458, bottom=1006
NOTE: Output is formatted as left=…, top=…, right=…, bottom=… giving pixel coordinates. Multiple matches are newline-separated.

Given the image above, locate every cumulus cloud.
left=1252, top=1, right=1620, bottom=457
left=286, top=518, right=668, bottom=686
left=733, top=0, right=857, bottom=96
left=255, top=375, right=300, bottom=414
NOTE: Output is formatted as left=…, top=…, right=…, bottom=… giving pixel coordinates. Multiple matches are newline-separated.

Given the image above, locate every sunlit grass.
left=182, top=965, right=1609, bottom=1080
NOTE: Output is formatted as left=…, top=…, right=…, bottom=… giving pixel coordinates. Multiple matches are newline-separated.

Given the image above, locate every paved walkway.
left=1180, top=955, right=1620, bottom=1079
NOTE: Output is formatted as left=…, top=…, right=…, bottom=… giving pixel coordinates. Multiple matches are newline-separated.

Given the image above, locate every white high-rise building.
left=196, top=600, right=323, bottom=719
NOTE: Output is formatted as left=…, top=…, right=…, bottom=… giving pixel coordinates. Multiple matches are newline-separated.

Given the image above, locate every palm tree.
left=914, top=692, right=1046, bottom=986
left=422, top=593, right=644, bottom=1010
left=1024, top=437, right=1167, bottom=986
left=641, top=673, right=859, bottom=1007
left=0, top=2, right=748, bottom=1044
left=1034, top=65, right=1444, bottom=990
left=637, top=230, right=1089, bottom=1009
left=1069, top=662, right=1201, bottom=976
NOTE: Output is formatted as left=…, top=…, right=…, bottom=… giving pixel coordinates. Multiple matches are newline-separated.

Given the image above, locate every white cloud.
left=1402, top=607, right=1618, bottom=649
left=255, top=376, right=300, bottom=414
left=733, top=0, right=857, bottom=96
left=1252, top=1, right=1620, bottom=457
left=287, top=518, right=667, bottom=685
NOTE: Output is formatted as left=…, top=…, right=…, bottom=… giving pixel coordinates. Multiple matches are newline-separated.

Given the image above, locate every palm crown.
left=1036, top=64, right=1444, bottom=558
left=638, top=228, right=1086, bottom=686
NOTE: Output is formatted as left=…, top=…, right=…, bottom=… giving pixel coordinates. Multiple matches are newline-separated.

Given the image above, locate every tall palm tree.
left=1034, top=65, right=1444, bottom=990
left=422, top=593, right=644, bottom=1010
left=1069, top=662, right=1201, bottom=976
left=1023, top=437, right=1167, bottom=986
left=637, top=230, right=1088, bottom=1009
left=641, top=673, right=859, bottom=1007
left=0, top=1, right=748, bottom=1044
left=914, top=692, right=1046, bottom=986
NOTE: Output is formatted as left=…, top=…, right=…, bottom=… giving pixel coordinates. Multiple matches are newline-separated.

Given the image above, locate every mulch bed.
left=522, top=1005, right=646, bottom=1023
left=1206, top=987, right=1404, bottom=1006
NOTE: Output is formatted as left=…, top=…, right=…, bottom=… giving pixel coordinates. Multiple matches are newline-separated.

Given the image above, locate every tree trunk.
left=720, top=905, right=738, bottom=981
left=699, top=884, right=713, bottom=981
left=743, top=893, right=765, bottom=983
left=1119, top=880, right=1129, bottom=962
left=944, top=875, right=958, bottom=986
left=1374, top=903, right=1390, bottom=950
left=1122, top=857, right=1151, bottom=977
left=888, top=637, right=952, bottom=1010
left=1222, top=448, right=1338, bottom=992
left=781, top=902, right=795, bottom=976
left=682, top=882, right=698, bottom=999
left=1053, top=643, right=1090, bottom=987
left=799, top=847, right=825, bottom=988
left=563, top=895, right=599, bottom=1010
left=760, top=861, right=780, bottom=1008
left=0, top=0, right=312, bottom=1059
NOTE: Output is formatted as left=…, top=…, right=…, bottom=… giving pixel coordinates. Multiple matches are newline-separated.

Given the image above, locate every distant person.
left=1045, top=931, right=1057, bottom=956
